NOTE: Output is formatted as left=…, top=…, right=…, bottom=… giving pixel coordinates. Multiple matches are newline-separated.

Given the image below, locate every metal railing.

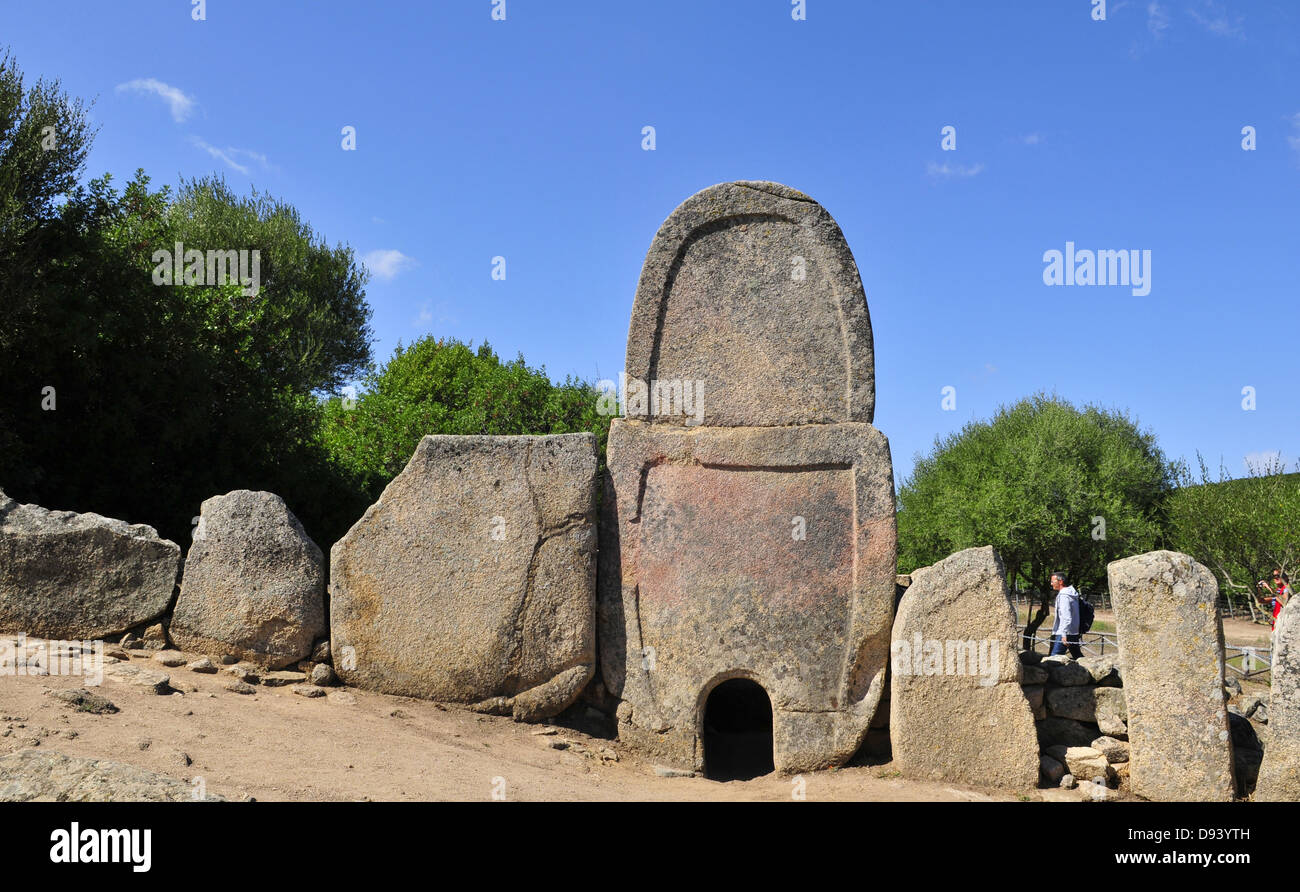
left=1012, top=588, right=1275, bottom=623
left=1225, top=644, right=1272, bottom=679
left=1025, top=633, right=1272, bottom=679
left=1217, top=598, right=1266, bottom=621
left=1012, top=590, right=1113, bottom=611
left=1026, top=631, right=1120, bottom=658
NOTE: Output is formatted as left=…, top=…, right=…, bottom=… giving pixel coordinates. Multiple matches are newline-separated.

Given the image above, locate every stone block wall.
left=1022, top=651, right=1130, bottom=791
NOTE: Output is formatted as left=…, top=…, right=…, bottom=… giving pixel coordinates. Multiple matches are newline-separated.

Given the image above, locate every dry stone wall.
left=1027, top=651, right=1130, bottom=791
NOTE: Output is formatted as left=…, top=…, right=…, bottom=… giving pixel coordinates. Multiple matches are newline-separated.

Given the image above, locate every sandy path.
left=0, top=649, right=1022, bottom=803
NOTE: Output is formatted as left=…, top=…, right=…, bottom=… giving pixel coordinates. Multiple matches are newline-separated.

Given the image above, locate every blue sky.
left=4, top=0, right=1297, bottom=482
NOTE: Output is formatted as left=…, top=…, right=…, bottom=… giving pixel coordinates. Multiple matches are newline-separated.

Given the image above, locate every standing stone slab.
left=171, top=491, right=325, bottom=669
left=1257, top=597, right=1300, bottom=800
left=0, top=490, right=179, bottom=639
left=1107, top=551, right=1235, bottom=801
left=331, top=434, right=598, bottom=721
left=601, top=182, right=896, bottom=774
left=890, top=547, right=1039, bottom=789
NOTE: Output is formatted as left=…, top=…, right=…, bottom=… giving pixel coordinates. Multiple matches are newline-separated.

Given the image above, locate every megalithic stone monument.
left=599, top=181, right=897, bottom=775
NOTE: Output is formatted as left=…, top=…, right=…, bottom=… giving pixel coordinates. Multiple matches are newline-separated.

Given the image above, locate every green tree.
left=0, top=48, right=95, bottom=471
left=0, top=52, right=374, bottom=548
left=168, top=176, right=371, bottom=394
left=897, top=393, right=1174, bottom=646
left=0, top=47, right=93, bottom=246
left=319, top=336, right=611, bottom=503
left=1166, top=454, right=1300, bottom=622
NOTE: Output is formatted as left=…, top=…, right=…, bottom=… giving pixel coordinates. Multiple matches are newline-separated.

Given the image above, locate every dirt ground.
left=1218, top=615, right=1275, bottom=648
left=6, top=606, right=1271, bottom=803
left=0, top=646, right=1031, bottom=802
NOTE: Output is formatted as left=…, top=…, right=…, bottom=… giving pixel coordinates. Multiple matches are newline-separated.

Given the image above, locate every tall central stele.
left=599, top=181, right=897, bottom=773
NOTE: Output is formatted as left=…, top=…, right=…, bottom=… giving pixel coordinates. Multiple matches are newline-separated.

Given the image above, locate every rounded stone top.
left=730, top=180, right=815, bottom=202
left=624, top=181, right=875, bottom=427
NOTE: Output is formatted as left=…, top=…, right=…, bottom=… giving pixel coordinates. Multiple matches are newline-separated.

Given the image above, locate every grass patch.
left=1225, top=653, right=1271, bottom=682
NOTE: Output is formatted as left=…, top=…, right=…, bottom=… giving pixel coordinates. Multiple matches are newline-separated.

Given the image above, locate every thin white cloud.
left=1244, top=450, right=1287, bottom=474
left=363, top=249, right=417, bottom=281
left=1147, top=1, right=1170, bottom=38
left=1021, top=132, right=1044, bottom=146
left=193, top=141, right=247, bottom=174
left=1188, top=1, right=1244, bottom=38
left=926, top=161, right=984, bottom=179
left=189, top=137, right=273, bottom=175
left=228, top=147, right=270, bottom=168
left=1288, top=113, right=1300, bottom=161
left=115, top=78, right=196, bottom=123
left=412, top=299, right=455, bottom=328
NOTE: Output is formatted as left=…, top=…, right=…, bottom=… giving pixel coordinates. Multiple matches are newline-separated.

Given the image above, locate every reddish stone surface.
left=601, top=421, right=895, bottom=772
left=638, top=465, right=854, bottom=617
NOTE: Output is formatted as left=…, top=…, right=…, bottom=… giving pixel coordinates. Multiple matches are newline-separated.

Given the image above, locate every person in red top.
left=1256, top=570, right=1292, bottom=629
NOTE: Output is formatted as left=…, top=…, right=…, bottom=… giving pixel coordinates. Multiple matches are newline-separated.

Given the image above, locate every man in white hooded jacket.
left=1049, top=571, right=1082, bottom=658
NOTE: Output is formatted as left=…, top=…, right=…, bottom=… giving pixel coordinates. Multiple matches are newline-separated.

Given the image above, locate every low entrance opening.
left=702, top=678, right=775, bottom=781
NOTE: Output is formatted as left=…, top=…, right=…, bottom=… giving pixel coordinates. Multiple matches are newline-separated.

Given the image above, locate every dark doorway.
left=702, top=679, right=775, bottom=781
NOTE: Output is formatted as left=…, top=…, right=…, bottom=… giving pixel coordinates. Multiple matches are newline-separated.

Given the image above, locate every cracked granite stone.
left=329, top=434, right=598, bottom=720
